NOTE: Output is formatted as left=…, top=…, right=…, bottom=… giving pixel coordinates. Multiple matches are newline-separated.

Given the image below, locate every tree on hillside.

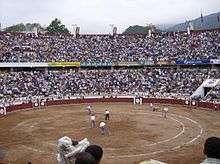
left=123, top=25, right=149, bottom=34
left=4, top=23, right=45, bottom=33
left=123, top=24, right=159, bottom=34
left=46, top=18, right=69, bottom=34
left=5, top=23, right=26, bottom=32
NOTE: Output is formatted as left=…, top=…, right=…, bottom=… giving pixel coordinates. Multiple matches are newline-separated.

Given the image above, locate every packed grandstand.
left=0, top=30, right=219, bottom=62
left=0, top=29, right=220, bottom=106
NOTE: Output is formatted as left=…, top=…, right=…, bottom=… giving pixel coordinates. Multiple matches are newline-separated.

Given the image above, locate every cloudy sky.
left=0, top=0, right=220, bottom=33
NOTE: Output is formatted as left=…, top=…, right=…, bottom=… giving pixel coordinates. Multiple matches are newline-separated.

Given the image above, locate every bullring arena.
left=0, top=97, right=220, bottom=164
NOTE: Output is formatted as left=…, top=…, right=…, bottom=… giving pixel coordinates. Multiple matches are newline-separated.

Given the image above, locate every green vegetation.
left=5, top=23, right=26, bottom=32
left=123, top=25, right=149, bottom=34
left=46, top=18, right=69, bottom=34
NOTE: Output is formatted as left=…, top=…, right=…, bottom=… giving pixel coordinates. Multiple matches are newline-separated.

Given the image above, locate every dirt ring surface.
left=0, top=102, right=219, bottom=164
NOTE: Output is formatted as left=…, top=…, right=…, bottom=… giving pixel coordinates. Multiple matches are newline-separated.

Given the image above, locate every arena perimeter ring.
left=0, top=98, right=220, bottom=164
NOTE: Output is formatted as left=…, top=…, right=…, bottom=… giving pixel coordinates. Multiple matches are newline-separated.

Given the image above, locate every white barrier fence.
left=133, top=97, right=143, bottom=105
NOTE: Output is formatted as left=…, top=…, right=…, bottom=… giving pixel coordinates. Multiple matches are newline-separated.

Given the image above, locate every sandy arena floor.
left=0, top=102, right=220, bottom=164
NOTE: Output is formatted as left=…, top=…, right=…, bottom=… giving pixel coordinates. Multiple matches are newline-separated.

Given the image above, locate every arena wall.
left=5, top=97, right=220, bottom=113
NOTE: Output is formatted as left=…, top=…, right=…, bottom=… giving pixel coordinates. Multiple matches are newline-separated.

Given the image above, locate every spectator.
left=201, top=137, right=220, bottom=164
left=85, top=145, right=103, bottom=164
left=75, top=152, right=97, bottom=164
left=57, top=136, right=90, bottom=164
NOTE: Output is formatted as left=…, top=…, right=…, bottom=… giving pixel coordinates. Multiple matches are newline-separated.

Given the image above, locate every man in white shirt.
left=150, top=103, right=153, bottom=111
left=86, top=106, right=92, bottom=115
left=105, top=109, right=110, bottom=120
left=151, top=103, right=158, bottom=112
left=162, top=107, right=169, bottom=118
left=99, top=121, right=108, bottom=135
left=90, top=114, right=96, bottom=128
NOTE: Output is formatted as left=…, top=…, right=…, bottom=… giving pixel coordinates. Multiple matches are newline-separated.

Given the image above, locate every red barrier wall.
left=197, top=101, right=219, bottom=110
left=6, top=102, right=33, bottom=112
left=4, top=97, right=219, bottom=114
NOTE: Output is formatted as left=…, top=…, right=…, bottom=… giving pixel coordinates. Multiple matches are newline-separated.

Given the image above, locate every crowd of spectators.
left=0, top=68, right=219, bottom=103
left=203, top=84, right=220, bottom=103
left=0, top=30, right=220, bottom=103
left=0, top=30, right=219, bottom=62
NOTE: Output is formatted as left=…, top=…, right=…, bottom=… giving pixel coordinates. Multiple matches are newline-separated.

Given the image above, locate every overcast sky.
left=0, top=0, right=220, bottom=33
